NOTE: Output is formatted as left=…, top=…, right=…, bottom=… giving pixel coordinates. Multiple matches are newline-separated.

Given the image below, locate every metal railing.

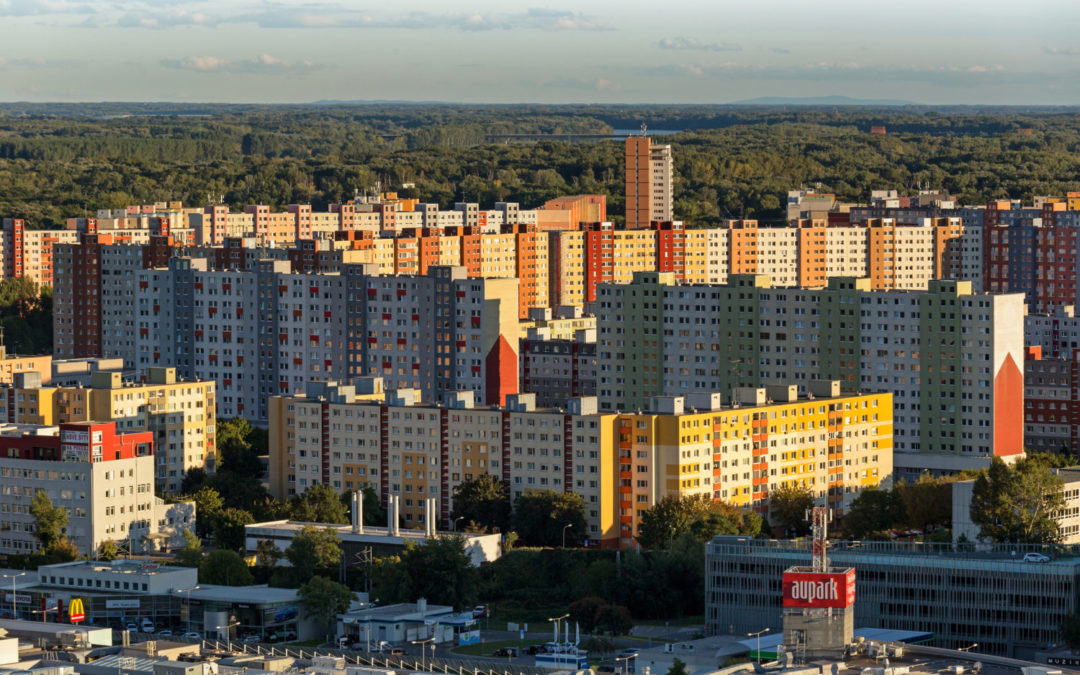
left=185, top=639, right=554, bottom=675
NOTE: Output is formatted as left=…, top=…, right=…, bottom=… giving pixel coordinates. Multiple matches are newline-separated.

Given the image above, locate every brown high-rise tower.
left=624, top=136, right=672, bottom=229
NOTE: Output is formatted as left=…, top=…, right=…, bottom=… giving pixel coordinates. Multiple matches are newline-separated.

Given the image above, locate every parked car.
left=1024, top=552, right=1051, bottom=563
left=157, top=629, right=173, bottom=637
left=181, top=632, right=202, bottom=640
left=471, top=605, right=488, bottom=619
left=493, top=648, right=517, bottom=657
left=124, top=622, right=138, bottom=632
left=240, top=634, right=261, bottom=644
left=140, top=619, right=155, bottom=633
left=524, top=645, right=544, bottom=656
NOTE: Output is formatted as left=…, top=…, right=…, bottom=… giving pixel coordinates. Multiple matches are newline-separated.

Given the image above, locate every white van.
left=141, top=618, right=155, bottom=633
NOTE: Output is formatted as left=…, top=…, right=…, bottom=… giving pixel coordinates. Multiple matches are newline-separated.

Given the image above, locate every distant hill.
left=729, top=95, right=918, bottom=106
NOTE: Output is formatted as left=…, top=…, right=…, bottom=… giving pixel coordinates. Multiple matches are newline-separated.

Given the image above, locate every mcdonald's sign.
left=69, top=598, right=85, bottom=623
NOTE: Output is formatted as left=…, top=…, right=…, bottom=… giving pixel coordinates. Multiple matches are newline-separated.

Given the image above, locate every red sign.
left=782, top=570, right=855, bottom=609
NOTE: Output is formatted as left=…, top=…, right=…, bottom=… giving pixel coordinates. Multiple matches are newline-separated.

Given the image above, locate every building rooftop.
left=182, top=585, right=299, bottom=604
left=39, top=561, right=191, bottom=578
left=338, top=601, right=476, bottom=626
left=710, top=536, right=1080, bottom=568
left=247, top=520, right=496, bottom=544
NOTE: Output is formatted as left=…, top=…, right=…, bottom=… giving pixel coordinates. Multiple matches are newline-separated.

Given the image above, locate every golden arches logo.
left=69, top=598, right=85, bottom=622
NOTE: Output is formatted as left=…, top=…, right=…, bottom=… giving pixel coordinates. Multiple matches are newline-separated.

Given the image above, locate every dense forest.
left=2, top=103, right=1080, bottom=227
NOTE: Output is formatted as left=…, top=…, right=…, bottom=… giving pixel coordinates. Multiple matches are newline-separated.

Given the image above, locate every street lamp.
left=2, top=572, right=25, bottom=620
left=616, top=654, right=636, bottom=675
left=561, top=524, right=573, bottom=549
left=411, top=637, right=435, bottom=671
left=548, top=613, right=569, bottom=648
left=453, top=517, right=464, bottom=532
left=176, top=586, right=200, bottom=636
left=959, top=643, right=978, bottom=653
left=747, top=628, right=769, bottom=664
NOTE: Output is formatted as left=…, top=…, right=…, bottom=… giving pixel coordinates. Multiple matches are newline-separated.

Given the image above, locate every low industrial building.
left=336, top=599, right=479, bottom=647
left=0, top=619, right=112, bottom=648
left=245, top=494, right=502, bottom=567
left=706, top=535, right=1080, bottom=658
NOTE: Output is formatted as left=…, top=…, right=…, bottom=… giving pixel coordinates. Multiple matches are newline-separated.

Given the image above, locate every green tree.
left=513, top=491, right=587, bottom=547
left=98, top=539, right=120, bottom=561
left=374, top=535, right=479, bottom=610
left=213, top=508, right=254, bottom=552
left=299, top=576, right=356, bottom=637
left=668, top=658, right=688, bottom=675
left=181, top=468, right=208, bottom=494
left=896, top=474, right=953, bottom=531
left=190, top=486, right=224, bottom=538
left=842, top=487, right=905, bottom=539
left=290, top=484, right=349, bottom=524
left=256, top=539, right=282, bottom=569
left=637, top=495, right=761, bottom=549
left=971, top=457, right=1064, bottom=544
left=174, top=529, right=205, bottom=568
left=595, top=603, right=633, bottom=636
left=769, top=484, right=815, bottom=537
left=217, top=418, right=264, bottom=476
left=30, top=490, right=67, bottom=550
left=1061, top=613, right=1080, bottom=652
left=359, top=486, right=386, bottom=526
left=38, top=537, right=80, bottom=565
left=285, top=526, right=342, bottom=578
left=568, top=596, right=606, bottom=634
left=451, top=475, right=511, bottom=533
left=199, top=549, right=255, bottom=586
left=636, top=495, right=709, bottom=550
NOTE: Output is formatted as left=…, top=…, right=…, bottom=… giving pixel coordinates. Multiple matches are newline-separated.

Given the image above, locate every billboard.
left=782, top=569, right=855, bottom=609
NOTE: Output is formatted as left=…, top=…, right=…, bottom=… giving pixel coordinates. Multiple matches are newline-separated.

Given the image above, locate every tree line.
left=3, top=106, right=1080, bottom=228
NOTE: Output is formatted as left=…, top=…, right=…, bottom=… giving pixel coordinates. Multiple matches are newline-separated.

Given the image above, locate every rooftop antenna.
left=640, top=122, right=648, bottom=137
left=806, top=505, right=831, bottom=572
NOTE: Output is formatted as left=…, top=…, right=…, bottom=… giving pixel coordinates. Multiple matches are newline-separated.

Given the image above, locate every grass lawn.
left=452, top=638, right=546, bottom=657
left=281, top=639, right=325, bottom=648
left=634, top=615, right=704, bottom=627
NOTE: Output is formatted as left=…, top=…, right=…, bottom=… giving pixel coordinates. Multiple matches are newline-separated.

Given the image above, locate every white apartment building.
left=0, top=421, right=194, bottom=555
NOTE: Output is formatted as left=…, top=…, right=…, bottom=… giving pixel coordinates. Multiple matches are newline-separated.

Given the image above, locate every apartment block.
left=0, top=218, right=79, bottom=288
left=0, top=420, right=194, bottom=556
left=0, top=368, right=216, bottom=494
left=624, top=137, right=673, bottom=229
left=1026, top=305, right=1080, bottom=357
left=596, top=273, right=1024, bottom=475
left=133, top=261, right=518, bottom=421
left=520, top=327, right=597, bottom=408
left=268, top=380, right=891, bottom=548
left=1023, top=346, right=1079, bottom=455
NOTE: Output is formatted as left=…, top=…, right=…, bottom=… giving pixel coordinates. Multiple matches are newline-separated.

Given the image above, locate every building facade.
left=133, top=261, right=518, bottom=421
left=268, top=380, right=891, bottom=548
left=0, top=421, right=193, bottom=555
left=706, top=535, right=1080, bottom=659
left=596, top=273, right=1025, bottom=475
left=624, top=137, right=673, bottom=229
left=0, top=368, right=216, bottom=494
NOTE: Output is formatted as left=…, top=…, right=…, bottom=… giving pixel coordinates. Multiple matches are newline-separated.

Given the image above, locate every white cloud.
left=658, top=37, right=741, bottom=52
left=160, top=54, right=320, bottom=73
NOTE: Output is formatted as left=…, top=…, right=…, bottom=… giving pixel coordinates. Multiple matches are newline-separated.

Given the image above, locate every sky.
left=2, top=0, right=1080, bottom=104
